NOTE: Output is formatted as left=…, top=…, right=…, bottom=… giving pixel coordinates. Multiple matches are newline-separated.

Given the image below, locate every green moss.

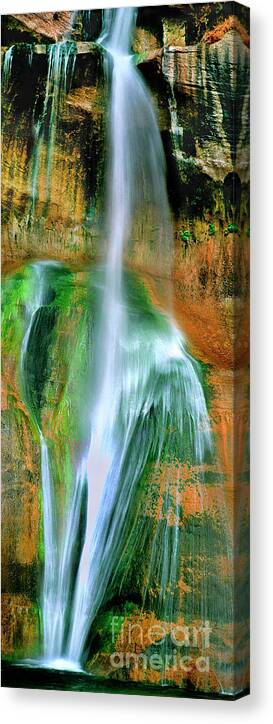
left=134, top=51, right=148, bottom=65
left=224, top=223, right=240, bottom=236
left=2, top=267, right=35, bottom=357
left=180, top=229, right=191, bottom=243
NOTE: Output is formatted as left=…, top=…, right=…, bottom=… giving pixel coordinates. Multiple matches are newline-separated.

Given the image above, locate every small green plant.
left=208, top=223, right=216, bottom=236
left=180, top=229, right=191, bottom=243
left=133, top=51, right=148, bottom=65
left=224, top=223, right=240, bottom=236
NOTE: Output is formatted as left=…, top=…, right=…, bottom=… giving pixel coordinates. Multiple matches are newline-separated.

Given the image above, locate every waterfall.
left=2, top=46, right=15, bottom=89
left=162, top=50, right=184, bottom=161
left=18, top=8, right=212, bottom=674
left=30, top=41, right=76, bottom=212
left=19, top=262, right=59, bottom=660
left=64, top=8, right=211, bottom=666
left=2, top=44, right=33, bottom=91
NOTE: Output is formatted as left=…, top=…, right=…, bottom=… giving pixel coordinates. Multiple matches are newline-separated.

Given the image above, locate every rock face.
left=3, top=12, right=72, bottom=43
left=1, top=4, right=249, bottom=697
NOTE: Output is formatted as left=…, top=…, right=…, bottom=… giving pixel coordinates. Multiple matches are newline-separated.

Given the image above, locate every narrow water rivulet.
left=30, top=41, right=76, bottom=213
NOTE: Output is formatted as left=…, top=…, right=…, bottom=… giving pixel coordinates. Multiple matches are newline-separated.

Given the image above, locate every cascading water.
left=65, top=7, right=211, bottom=666
left=30, top=40, right=76, bottom=212
left=2, top=44, right=33, bottom=91
left=19, top=262, right=59, bottom=660
left=2, top=46, right=15, bottom=89
left=162, top=51, right=184, bottom=162
left=18, top=7, right=212, bottom=674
